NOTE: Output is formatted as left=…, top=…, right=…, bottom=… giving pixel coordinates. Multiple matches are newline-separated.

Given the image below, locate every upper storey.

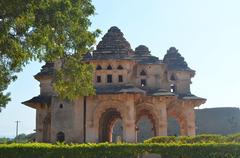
left=89, top=26, right=161, bottom=64
left=87, top=26, right=195, bottom=95
left=23, top=26, right=205, bottom=109
left=34, top=26, right=197, bottom=97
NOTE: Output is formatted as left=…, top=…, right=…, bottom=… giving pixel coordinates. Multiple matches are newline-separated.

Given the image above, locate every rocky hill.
left=195, top=107, right=240, bottom=135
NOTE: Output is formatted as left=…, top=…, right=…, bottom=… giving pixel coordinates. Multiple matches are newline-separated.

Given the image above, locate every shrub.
left=0, top=143, right=240, bottom=158
left=226, top=133, right=240, bottom=142
left=144, top=134, right=227, bottom=144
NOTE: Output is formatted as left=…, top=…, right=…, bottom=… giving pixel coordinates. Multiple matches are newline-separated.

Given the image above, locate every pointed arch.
left=96, top=65, right=102, bottom=70
left=107, top=65, right=112, bottom=70
left=99, top=108, right=123, bottom=142
left=167, top=109, right=188, bottom=136
left=56, top=132, right=65, bottom=142
left=135, top=102, right=161, bottom=141
left=117, top=65, right=123, bottom=70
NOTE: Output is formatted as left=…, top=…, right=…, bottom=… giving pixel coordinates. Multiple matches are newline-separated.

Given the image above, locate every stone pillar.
left=123, top=120, right=136, bottom=142
left=36, top=107, right=51, bottom=142
left=185, top=108, right=196, bottom=136
left=158, top=104, right=168, bottom=136
left=35, top=109, right=43, bottom=142
left=86, top=126, right=98, bottom=143
left=73, top=97, right=84, bottom=143
left=123, top=96, right=136, bottom=143
left=85, top=97, right=98, bottom=143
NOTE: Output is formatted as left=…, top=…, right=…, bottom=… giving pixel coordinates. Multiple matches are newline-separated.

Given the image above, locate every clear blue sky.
left=1, top=0, right=240, bottom=137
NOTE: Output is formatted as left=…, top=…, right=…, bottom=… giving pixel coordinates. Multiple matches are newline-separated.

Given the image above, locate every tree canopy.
left=0, top=0, right=100, bottom=111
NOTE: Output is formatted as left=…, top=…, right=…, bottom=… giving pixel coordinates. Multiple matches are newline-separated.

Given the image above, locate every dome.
left=163, top=47, right=191, bottom=71
left=135, top=45, right=150, bottom=55
left=96, top=26, right=131, bottom=53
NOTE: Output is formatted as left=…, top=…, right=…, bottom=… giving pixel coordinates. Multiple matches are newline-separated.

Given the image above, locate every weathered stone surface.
left=167, top=107, right=240, bottom=135
left=163, top=47, right=192, bottom=71
left=23, top=26, right=206, bottom=143
left=135, top=45, right=151, bottom=55
left=196, top=107, right=240, bottom=135
left=96, top=26, right=131, bottom=52
left=92, top=26, right=134, bottom=60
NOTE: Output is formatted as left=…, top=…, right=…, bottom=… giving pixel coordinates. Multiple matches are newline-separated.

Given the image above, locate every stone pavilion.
left=23, top=26, right=206, bottom=143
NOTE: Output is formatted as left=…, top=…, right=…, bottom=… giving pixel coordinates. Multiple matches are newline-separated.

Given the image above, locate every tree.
left=0, top=0, right=100, bottom=111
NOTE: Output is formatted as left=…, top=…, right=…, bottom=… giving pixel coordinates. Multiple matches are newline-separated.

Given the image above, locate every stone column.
left=123, top=120, right=136, bottom=142
left=73, top=97, right=84, bottom=143
left=85, top=97, right=98, bottom=143
left=35, top=109, right=43, bottom=142
left=184, top=108, right=196, bottom=136
left=86, top=126, right=98, bottom=143
left=158, top=104, right=168, bottom=136
left=123, top=95, right=136, bottom=143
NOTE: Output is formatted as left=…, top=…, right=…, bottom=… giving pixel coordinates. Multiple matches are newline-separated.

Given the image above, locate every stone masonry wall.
left=113, top=107, right=240, bottom=142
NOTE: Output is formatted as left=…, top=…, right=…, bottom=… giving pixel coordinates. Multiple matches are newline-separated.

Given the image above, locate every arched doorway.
left=136, top=115, right=155, bottom=142
left=111, top=119, right=123, bottom=142
left=99, top=108, right=123, bottom=142
left=56, top=132, right=65, bottom=142
left=167, top=110, right=188, bottom=136
left=167, top=116, right=180, bottom=136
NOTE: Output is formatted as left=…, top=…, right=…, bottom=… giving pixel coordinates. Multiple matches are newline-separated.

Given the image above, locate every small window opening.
left=56, top=132, right=65, bottom=142
left=117, top=65, right=123, bottom=70
left=59, top=104, right=63, bottom=109
left=140, top=70, right=146, bottom=76
left=107, top=75, right=112, bottom=83
left=118, top=75, right=123, bottom=82
left=141, top=79, right=146, bottom=87
left=170, top=74, right=176, bottom=81
left=96, top=65, right=102, bottom=70
left=170, top=84, right=176, bottom=93
left=107, top=65, right=112, bottom=70
left=97, top=76, right=101, bottom=83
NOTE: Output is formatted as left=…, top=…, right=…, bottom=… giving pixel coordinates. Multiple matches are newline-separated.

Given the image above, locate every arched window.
left=117, top=65, right=123, bottom=70
left=118, top=75, right=123, bottom=82
left=96, top=65, right=102, bottom=70
left=170, top=74, right=176, bottom=81
left=107, top=65, right=112, bottom=70
left=107, top=74, right=112, bottom=83
left=56, top=132, right=65, bottom=142
left=59, top=104, right=63, bottom=109
left=167, top=116, right=180, bottom=136
left=137, top=115, right=155, bottom=142
left=97, top=76, right=101, bottom=83
left=140, top=70, right=146, bottom=76
left=170, top=84, right=176, bottom=93
left=141, top=79, right=146, bottom=87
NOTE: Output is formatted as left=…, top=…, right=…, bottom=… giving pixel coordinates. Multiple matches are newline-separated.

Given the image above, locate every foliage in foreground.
left=0, top=133, right=36, bottom=144
left=0, top=0, right=100, bottom=110
left=0, top=142, right=240, bottom=158
left=144, top=133, right=240, bottom=144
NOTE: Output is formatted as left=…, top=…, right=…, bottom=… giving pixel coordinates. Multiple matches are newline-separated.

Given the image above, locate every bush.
left=226, top=133, right=240, bottom=142
left=0, top=143, right=240, bottom=158
left=144, top=134, right=227, bottom=144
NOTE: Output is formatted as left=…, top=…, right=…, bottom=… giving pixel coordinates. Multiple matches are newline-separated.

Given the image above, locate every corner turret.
left=164, top=47, right=195, bottom=95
